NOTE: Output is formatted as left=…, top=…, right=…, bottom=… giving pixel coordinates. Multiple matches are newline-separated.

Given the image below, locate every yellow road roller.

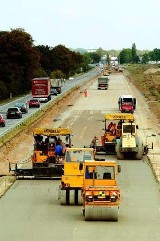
left=81, top=160, right=121, bottom=221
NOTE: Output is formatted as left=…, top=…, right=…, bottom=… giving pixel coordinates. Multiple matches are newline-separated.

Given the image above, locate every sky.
left=0, top=0, right=160, bottom=51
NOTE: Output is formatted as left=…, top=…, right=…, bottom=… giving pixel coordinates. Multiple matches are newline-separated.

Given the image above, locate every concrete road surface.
left=0, top=73, right=160, bottom=241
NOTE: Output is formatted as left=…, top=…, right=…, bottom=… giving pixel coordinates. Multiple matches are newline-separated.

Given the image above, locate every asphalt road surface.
left=0, top=73, right=160, bottom=241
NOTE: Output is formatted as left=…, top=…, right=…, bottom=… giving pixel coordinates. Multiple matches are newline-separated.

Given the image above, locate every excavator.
left=9, top=127, right=72, bottom=179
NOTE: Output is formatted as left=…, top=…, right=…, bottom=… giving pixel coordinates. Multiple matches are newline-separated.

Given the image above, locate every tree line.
left=0, top=29, right=86, bottom=100
left=0, top=28, right=159, bottom=101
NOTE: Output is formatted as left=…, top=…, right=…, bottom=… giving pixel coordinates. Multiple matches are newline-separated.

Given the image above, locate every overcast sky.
left=1, top=0, right=160, bottom=50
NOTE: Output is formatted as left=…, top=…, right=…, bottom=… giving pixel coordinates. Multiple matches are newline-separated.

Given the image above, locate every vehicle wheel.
left=116, top=139, right=124, bottom=160
left=135, top=138, right=143, bottom=160
left=2, top=123, right=5, bottom=127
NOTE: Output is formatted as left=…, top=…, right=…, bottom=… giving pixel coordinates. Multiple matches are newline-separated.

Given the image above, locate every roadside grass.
left=124, top=63, right=160, bottom=121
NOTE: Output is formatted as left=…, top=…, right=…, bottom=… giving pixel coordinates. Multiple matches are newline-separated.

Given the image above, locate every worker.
left=55, top=142, right=63, bottom=156
left=110, top=123, right=116, bottom=135
left=84, top=89, right=87, bottom=97
left=90, top=136, right=98, bottom=149
left=108, top=122, right=114, bottom=130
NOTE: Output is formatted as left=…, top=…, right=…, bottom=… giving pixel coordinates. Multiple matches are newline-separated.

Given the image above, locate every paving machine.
left=59, top=147, right=95, bottom=205
left=9, top=127, right=72, bottom=179
left=95, top=113, right=135, bottom=155
left=81, top=160, right=121, bottom=221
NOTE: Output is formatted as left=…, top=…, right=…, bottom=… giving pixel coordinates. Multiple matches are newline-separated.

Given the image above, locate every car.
left=6, top=107, right=22, bottom=119
left=0, top=114, right=5, bottom=127
left=28, top=99, right=40, bottom=108
left=50, top=88, right=58, bottom=96
left=69, top=77, right=74, bottom=80
left=14, top=102, right=28, bottom=113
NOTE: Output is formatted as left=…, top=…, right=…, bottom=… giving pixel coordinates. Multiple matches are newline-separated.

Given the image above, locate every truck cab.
left=118, top=95, right=136, bottom=114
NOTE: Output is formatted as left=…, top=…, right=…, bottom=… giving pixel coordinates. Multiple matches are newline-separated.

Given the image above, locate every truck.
left=118, top=95, right=136, bottom=114
left=9, top=128, right=72, bottom=179
left=32, top=77, right=51, bottom=102
left=81, top=160, right=121, bottom=221
left=59, top=147, right=95, bottom=205
left=51, top=79, right=62, bottom=94
left=97, top=76, right=109, bottom=90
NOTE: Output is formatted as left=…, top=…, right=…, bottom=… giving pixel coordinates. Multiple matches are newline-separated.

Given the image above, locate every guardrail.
left=0, top=73, right=99, bottom=146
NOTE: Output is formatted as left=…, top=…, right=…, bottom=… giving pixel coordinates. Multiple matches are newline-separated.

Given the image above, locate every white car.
left=69, top=77, right=74, bottom=80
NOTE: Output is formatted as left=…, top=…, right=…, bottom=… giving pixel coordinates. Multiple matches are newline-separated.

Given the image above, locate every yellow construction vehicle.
left=95, top=113, right=134, bottom=155
left=81, top=160, right=121, bottom=221
left=95, top=113, right=143, bottom=159
left=59, top=147, right=95, bottom=205
left=10, top=127, right=72, bottom=179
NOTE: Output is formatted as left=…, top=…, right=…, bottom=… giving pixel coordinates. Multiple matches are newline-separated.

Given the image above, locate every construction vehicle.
left=81, top=160, right=121, bottom=221
left=116, top=120, right=143, bottom=160
left=9, top=128, right=72, bottom=179
left=59, top=147, right=95, bottom=205
left=118, top=95, right=136, bottom=114
left=95, top=113, right=134, bottom=155
left=97, top=76, right=109, bottom=90
left=95, top=113, right=143, bottom=160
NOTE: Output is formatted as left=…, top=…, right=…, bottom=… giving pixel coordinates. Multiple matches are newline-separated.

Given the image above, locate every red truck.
left=118, top=95, right=136, bottom=114
left=32, top=77, right=51, bottom=102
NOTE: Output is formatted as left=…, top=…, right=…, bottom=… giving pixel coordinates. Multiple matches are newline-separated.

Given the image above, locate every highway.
left=0, top=73, right=160, bottom=241
left=0, top=69, right=100, bottom=137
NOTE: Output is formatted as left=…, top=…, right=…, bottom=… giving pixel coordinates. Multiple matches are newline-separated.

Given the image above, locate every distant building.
left=87, top=49, right=98, bottom=53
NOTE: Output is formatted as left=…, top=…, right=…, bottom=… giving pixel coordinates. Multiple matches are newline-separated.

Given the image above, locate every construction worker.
left=84, top=89, right=87, bottom=97
left=91, top=136, right=98, bottom=149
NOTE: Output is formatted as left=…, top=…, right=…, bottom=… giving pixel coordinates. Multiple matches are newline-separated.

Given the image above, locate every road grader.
left=95, top=113, right=144, bottom=160
left=9, top=127, right=72, bottom=179
left=59, top=147, right=95, bottom=205
left=81, top=160, right=121, bottom=221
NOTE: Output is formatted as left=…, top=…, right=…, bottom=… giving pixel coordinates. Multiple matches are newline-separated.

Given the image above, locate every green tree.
left=132, top=43, right=137, bottom=63
left=0, top=28, right=40, bottom=98
left=119, top=48, right=132, bottom=64
left=141, top=53, right=149, bottom=63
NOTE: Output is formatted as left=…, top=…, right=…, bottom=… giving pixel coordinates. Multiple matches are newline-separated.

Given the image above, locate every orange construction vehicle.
left=10, top=127, right=72, bottom=179
left=81, top=160, right=121, bottom=221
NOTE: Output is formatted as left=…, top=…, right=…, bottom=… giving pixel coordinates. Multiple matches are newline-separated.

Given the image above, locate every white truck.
left=50, top=79, right=62, bottom=94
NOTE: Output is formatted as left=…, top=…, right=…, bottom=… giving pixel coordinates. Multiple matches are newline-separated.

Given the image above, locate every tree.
left=0, top=28, right=40, bottom=98
left=119, top=48, right=132, bottom=64
left=132, top=43, right=137, bottom=63
left=141, top=53, right=149, bottom=63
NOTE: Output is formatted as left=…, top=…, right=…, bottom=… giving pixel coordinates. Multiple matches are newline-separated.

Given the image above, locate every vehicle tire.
left=135, top=138, right=143, bottom=160
left=116, top=139, right=124, bottom=160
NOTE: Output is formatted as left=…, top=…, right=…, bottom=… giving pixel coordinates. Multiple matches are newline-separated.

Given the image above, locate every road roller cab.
left=59, top=147, right=95, bottom=205
left=82, top=160, right=121, bottom=221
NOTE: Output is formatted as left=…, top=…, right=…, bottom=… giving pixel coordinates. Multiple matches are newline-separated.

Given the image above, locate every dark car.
left=50, top=88, right=58, bottom=96
left=28, top=99, right=40, bottom=108
left=6, top=107, right=22, bottom=119
left=14, top=102, right=28, bottom=113
left=0, top=114, right=5, bottom=127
